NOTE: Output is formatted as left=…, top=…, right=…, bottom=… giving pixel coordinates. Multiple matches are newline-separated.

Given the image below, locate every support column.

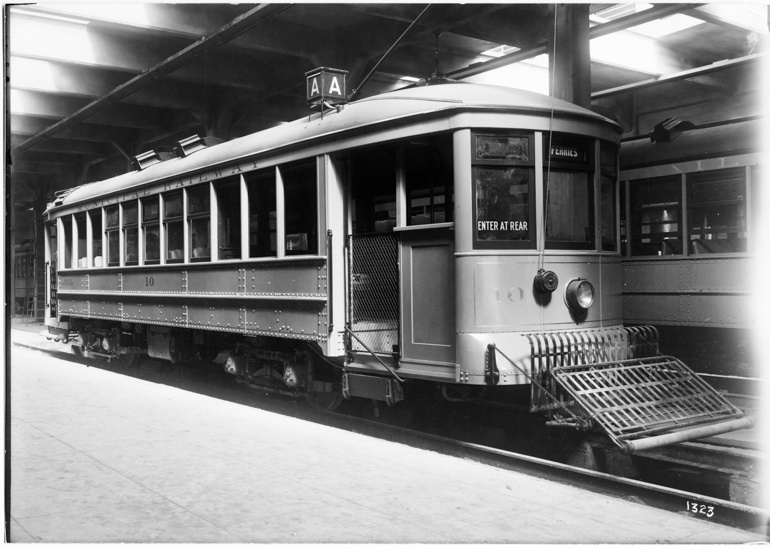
left=548, top=4, right=592, bottom=109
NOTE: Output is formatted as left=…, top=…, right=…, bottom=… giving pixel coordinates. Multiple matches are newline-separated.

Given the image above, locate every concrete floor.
left=8, top=324, right=768, bottom=543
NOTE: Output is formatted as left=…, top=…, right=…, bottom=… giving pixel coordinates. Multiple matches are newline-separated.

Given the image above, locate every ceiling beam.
left=688, top=4, right=769, bottom=36
left=11, top=3, right=291, bottom=158
left=591, top=53, right=765, bottom=100
left=448, top=3, right=701, bottom=80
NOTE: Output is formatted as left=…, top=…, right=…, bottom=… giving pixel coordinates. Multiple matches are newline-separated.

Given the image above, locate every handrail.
left=345, top=326, right=404, bottom=383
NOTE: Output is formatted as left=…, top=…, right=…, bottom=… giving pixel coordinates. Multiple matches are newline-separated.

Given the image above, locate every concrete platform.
left=9, top=321, right=767, bottom=543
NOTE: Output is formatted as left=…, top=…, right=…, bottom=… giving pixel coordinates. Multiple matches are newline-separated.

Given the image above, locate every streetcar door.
left=346, top=147, right=400, bottom=359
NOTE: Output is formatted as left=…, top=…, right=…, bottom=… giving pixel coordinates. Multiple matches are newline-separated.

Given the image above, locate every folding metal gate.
left=521, top=327, right=752, bottom=453
left=347, top=233, right=399, bottom=354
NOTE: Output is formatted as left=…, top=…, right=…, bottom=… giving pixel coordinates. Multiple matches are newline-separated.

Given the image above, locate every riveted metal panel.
left=120, top=270, right=184, bottom=293
left=622, top=294, right=752, bottom=328
left=185, top=268, right=242, bottom=294
left=186, top=300, right=243, bottom=330
left=244, top=261, right=326, bottom=296
left=689, top=258, right=751, bottom=293
left=243, top=302, right=327, bottom=341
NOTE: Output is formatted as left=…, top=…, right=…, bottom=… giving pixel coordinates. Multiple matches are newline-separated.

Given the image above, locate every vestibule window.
left=473, top=132, right=535, bottom=249
left=406, top=135, right=453, bottom=226
left=350, top=146, right=396, bottom=234
left=246, top=170, right=277, bottom=257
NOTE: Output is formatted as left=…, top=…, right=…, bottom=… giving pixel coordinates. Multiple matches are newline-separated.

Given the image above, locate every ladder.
left=24, top=217, right=46, bottom=322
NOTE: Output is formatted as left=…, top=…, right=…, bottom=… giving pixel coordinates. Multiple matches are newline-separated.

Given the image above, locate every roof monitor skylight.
left=481, top=45, right=521, bottom=58
left=629, top=14, right=705, bottom=38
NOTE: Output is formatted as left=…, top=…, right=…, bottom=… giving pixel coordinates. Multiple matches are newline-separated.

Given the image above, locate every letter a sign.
left=305, top=67, right=349, bottom=107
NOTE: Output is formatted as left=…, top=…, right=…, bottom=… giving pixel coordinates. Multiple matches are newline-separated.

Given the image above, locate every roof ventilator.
left=174, top=134, right=224, bottom=158
left=649, top=118, right=694, bottom=143
left=131, top=149, right=173, bottom=171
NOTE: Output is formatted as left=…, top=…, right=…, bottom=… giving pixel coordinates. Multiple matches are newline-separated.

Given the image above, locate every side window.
left=89, top=209, right=103, bottom=267
left=600, top=142, right=618, bottom=252
left=629, top=175, right=681, bottom=256
left=188, top=185, right=210, bottom=262
left=105, top=206, right=120, bottom=267
left=406, top=135, right=453, bottom=226
left=246, top=170, right=277, bottom=258
left=688, top=167, right=747, bottom=254
left=544, top=134, right=594, bottom=250
left=142, top=196, right=160, bottom=265
left=164, top=192, right=184, bottom=263
left=123, top=200, right=139, bottom=266
left=473, top=132, right=535, bottom=249
left=216, top=177, right=241, bottom=259
left=282, top=160, right=317, bottom=255
left=75, top=213, right=87, bottom=268
left=61, top=216, right=73, bottom=269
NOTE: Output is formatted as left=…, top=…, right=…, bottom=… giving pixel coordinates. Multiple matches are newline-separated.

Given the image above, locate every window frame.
left=471, top=130, right=537, bottom=250
left=543, top=133, right=596, bottom=251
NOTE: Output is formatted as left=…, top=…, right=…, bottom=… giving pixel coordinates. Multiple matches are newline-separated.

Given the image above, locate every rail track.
left=13, top=338, right=769, bottom=536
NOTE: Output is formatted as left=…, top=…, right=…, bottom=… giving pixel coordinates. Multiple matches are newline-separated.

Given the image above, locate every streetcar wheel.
left=305, top=388, right=343, bottom=412
left=119, top=353, right=140, bottom=368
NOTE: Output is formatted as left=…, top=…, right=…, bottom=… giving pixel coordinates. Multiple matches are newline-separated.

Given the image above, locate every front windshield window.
left=473, top=132, right=535, bottom=249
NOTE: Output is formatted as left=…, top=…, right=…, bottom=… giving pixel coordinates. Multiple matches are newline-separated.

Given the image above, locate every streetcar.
left=43, top=77, right=752, bottom=453
left=619, top=118, right=762, bottom=396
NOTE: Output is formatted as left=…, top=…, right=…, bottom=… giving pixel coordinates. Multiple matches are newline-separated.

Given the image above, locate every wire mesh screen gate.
left=347, top=233, right=400, bottom=355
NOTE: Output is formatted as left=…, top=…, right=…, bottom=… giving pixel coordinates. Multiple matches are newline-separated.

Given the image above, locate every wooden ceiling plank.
left=11, top=3, right=291, bottom=158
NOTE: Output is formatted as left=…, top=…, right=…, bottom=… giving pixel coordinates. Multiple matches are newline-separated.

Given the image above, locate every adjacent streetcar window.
left=688, top=167, right=747, bottom=254
left=473, top=132, right=535, bottom=249
left=629, top=175, right=682, bottom=256
left=246, top=169, right=277, bottom=257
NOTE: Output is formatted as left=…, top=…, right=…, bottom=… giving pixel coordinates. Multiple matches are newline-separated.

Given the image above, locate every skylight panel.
left=481, top=45, right=520, bottom=58
left=629, top=14, right=705, bottom=38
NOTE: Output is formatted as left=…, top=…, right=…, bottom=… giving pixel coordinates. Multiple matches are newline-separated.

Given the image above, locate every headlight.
left=565, top=279, right=594, bottom=310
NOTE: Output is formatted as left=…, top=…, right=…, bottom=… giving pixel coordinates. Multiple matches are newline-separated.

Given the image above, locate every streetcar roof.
left=50, top=82, right=621, bottom=212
